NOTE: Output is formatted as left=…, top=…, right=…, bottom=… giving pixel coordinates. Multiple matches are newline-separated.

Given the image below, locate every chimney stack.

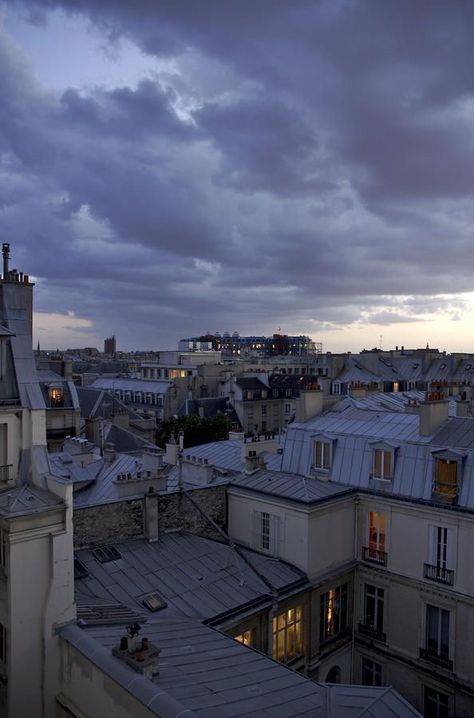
left=2, top=243, right=9, bottom=279
left=419, top=393, right=449, bottom=436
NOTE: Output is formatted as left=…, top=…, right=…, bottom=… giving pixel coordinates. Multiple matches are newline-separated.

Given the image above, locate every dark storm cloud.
left=2, top=0, right=474, bottom=347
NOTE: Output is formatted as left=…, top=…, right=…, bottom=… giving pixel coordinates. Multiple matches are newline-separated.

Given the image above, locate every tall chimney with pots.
left=0, top=243, right=35, bottom=336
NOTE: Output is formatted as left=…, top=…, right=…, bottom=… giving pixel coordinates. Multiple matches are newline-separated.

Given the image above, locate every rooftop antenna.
left=379, top=335, right=383, bottom=350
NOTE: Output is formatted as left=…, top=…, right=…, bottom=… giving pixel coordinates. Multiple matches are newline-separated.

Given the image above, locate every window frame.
left=311, top=434, right=335, bottom=473
left=361, top=656, right=382, bottom=686
left=423, top=685, right=450, bottom=718
left=424, top=604, right=450, bottom=661
left=369, top=441, right=397, bottom=481
left=362, top=584, right=385, bottom=641
left=272, top=605, right=304, bottom=663
left=320, top=583, right=348, bottom=643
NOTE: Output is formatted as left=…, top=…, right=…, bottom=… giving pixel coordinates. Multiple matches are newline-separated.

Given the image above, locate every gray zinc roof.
left=230, top=469, right=354, bottom=505
left=91, top=378, right=172, bottom=394
left=75, top=533, right=307, bottom=623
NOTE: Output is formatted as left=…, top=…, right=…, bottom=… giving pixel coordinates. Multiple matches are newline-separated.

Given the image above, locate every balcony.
left=358, top=623, right=386, bottom=643
left=362, top=546, right=387, bottom=566
left=419, top=648, right=453, bottom=671
left=423, top=563, right=454, bottom=586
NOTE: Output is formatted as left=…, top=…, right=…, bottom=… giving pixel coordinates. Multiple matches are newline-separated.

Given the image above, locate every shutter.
left=427, top=525, right=436, bottom=565
left=446, top=528, right=456, bottom=571
left=251, top=510, right=260, bottom=550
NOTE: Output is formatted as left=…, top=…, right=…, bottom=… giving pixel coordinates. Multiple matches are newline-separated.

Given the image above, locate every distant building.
left=103, top=335, right=116, bottom=355
left=180, top=332, right=322, bottom=357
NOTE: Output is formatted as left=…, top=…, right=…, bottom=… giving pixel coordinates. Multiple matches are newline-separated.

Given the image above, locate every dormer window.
left=314, top=441, right=331, bottom=471
left=49, top=386, right=64, bottom=408
left=369, top=442, right=398, bottom=482
left=431, top=450, right=464, bottom=504
left=311, top=434, right=335, bottom=473
left=373, top=449, right=392, bottom=481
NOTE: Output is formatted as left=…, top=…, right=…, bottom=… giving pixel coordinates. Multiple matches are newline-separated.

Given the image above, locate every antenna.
left=379, top=335, right=383, bottom=350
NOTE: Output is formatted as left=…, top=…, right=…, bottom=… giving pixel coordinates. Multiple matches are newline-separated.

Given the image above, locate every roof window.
left=93, top=546, right=122, bottom=563
left=142, top=592, right=168, bottom=612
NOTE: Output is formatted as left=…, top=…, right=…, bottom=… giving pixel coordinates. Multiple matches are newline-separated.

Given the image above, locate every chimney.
left=295, top=385, right=324, bottom=423
left=419, top=393, right=449, bottom=436
left=142, top=446, right=164, bottom=476
left=349, top=382, right=367, bottom=400
left=164, top=439, right=179, bottom=466
left=244, top=450, right=260, bottom=474
left=104, top=442, right=116, bottom=463
left=112, top=408, right=130, bottom=429
left=456, top=398, right=471, bottom=418
left=144, top=487, right=159, bottom=542
left=2, top=243, right=9, bottom=279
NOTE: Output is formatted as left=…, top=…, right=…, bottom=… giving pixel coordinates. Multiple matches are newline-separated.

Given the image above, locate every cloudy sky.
left=1, top=0, right=474, bottom=352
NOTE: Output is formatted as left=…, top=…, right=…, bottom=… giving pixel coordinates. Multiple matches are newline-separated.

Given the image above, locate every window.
left=272, top=606, right=303, bottom=662
left=234, top=629, right=255, bottom=647
left=262, top=405, right=267, bottom=415
left=372, top=448, right=392, bottom=480
left=423, top=605, right=450, bottom=666
left=361, top=585, right=385, bottom=641
left=313, top=440, right=331, bottom=471
left=320, top=584, right=348, bottom=642
left=0, top=623, right=6, bottom=664
left=425, top=526, right=454, bottom=585
left=285, top=403, right=291, bottom=414
left=361, top=657, right=382, bottom=686
left=261, top=512, right=270, bottom=551
left=364, top=511, right=387, bottom=564
left=252, top=511, right=281, bottom=554
left=142, top=592, right=167, bottom=612
left=49, top=386, right=64, bottom=408
left=92, top=546, right=122, bottom=563
left=434, top=458, right=458, bottom=501
left=424, top=686, right=450, bottom=718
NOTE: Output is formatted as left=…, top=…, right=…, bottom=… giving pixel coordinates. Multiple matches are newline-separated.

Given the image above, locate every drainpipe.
left=351, top=495, right=360, bottom=683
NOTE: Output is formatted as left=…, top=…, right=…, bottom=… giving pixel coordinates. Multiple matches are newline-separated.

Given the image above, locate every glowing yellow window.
left=272, top=606, right=303, bottom=662
left=234, top=629, right=254, bottom=647
left=434, top=459, right=458, bottom=500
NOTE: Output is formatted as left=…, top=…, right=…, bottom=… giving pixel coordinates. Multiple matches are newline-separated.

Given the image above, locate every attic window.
left=433, top=458, right=458, bottom=503
left=74, top=558, right=89, bottom=580
left=143, top=592, right=167, bottom=612
left=372, top=448, right=393, bottom=481
left=92, top=546, right=122, bottom=563
left=313, top=440, right=332, bottom=471
left=49, top=386, right=64, bottom=407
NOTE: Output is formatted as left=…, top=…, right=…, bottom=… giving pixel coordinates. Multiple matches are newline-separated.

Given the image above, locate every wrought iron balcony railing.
left=423, top=563, right=454, bottom=586
left=362, top=546, right=388, bottom=566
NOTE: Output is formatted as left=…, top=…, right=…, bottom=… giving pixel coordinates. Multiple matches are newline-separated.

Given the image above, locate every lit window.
left=234, top=629, right=255, bottom=647
left=424, top=686, right=450, bottom=718
left=372, top=449, right=392, bottom=480
left=179, top=370, right=186, bottom=378
left=313, top=440, right=331, bottom=471
left=434, top=459, right=458, bottom=501
left=272, top=606, right=303, bottom=662
left=320, top=584, right=347, bottom=642
left=49, top=386, right=64, bottom=408
left=365, top=511, right=387, bottom=564
left=361, top=657, right=382, bottom=686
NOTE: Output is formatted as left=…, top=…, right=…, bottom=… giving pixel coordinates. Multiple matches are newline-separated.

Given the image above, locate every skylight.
left=92, top=546, right=122, bottom=563
left=142, top=592, right=167, bottom=612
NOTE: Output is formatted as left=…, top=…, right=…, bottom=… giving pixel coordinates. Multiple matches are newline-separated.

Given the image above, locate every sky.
left=1, top=1, right=474, bottom=352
